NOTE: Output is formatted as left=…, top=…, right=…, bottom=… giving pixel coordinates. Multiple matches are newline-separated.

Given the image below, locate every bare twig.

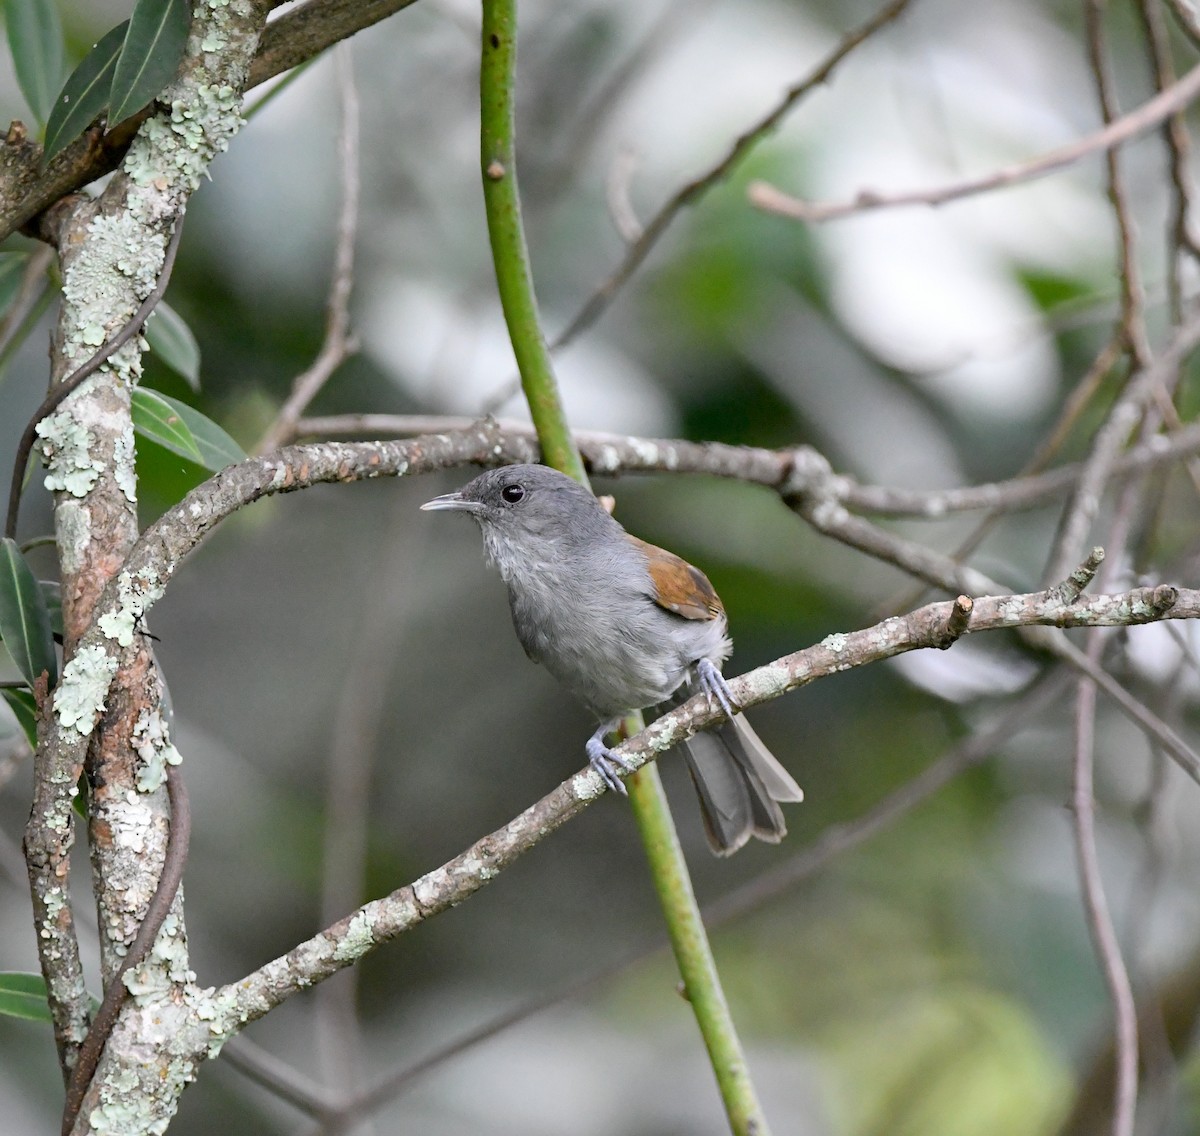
left=1050, top=547, right=1106, bottom=605
left=218, top=1035, right=338, bottom=1115
left=1084, top=0, right=1151, bottom=369
left=543, top=0, right=912, bottom=355
left=1044, top=310, right=1200, bottom=585
left=256, top=43, right=361, bottom=454
left=605, top=144, right=644, bottom=242
left=1138, top=0, right=1200, bottom=318
left=278, top=670, right=1071, bottom=1130
left=294, top=413, right=1200, bottom=521
left=1167, top=0, right=1200, bottom=46
left=1072, top=650, right=1138, bottom=1136
left=533, top=0, right=710, bottom=208
left=747, top=59, right=1200, bottom=224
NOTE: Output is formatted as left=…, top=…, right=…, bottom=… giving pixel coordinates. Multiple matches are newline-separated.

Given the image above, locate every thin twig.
left=256, top=44, right=361, bottom=455
left=747, top=58, right=1200, bottom=224
left=291, top=412, right=1200, bottom=521
left=1138, top=0, right=1200, bottom=319
left=1044, top=308, right=1200, bottom=586
left=543, top=0, right=912, bottom=353
left=5, top=217, right=185, bottom=541
left=236, top=670, right=1070, bottom=1129
left=1167, top=0, right=1200, bottom=46
left=1085, top=0, right=1151, bottom=369
left=1072, top=646, right=1138, bottom=1136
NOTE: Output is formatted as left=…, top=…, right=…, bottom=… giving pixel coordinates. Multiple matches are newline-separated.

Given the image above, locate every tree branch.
left=747, top=58, right=1200, bottom=223
left=210, top=574, right=1196, bottom=1028
left=256, top=43, right=361, bottom=455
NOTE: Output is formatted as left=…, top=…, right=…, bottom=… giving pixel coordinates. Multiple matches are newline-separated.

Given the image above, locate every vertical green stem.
left=479, top=0, right=584, bottom=482
left=628, top=761, right=771, bottom=1135
left=479, top=4, right=771, bottom=1133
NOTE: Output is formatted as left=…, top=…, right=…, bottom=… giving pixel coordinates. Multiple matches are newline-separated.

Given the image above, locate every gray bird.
left=421, top=464, right=803, bottom=854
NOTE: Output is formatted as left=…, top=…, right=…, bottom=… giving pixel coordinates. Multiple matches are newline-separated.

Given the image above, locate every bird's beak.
left=420, top=491, right=482, bottom=514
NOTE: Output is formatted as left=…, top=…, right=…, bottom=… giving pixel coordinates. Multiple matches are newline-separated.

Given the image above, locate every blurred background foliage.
left=4, top=0, right=1200, bottom=1132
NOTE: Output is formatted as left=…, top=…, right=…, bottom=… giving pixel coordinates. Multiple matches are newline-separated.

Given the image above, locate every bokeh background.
left=4, top=0, right=1200, bottom=1132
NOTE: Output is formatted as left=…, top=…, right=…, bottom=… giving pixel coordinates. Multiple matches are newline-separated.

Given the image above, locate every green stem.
left=479, top=4, right=771, bottom=1133
left=628, top=761, right=771, bottom=1136
left=479, top=0, right=583, bottom=482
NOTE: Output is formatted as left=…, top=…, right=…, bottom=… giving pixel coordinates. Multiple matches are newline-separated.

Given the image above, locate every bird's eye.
left=500, top=484, right=526, bottom=504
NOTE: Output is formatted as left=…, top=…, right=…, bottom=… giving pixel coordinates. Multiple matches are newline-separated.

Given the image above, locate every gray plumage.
left=422, top=464, right=802, bottom=854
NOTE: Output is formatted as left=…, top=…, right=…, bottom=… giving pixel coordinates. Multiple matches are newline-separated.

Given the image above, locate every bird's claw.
left=697, top=658, right=738, bottom=719
left=586, top=736, right=634, bottom=795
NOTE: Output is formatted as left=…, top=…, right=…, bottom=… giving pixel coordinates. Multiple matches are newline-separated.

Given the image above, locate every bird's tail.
left=678, top=715, right=803, bottom=856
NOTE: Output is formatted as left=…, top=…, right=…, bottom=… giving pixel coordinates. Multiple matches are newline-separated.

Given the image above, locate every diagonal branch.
left=256, top=43, right=361, bottom=454
left=748, top=58, right=1200, bottom=224
left=544, top=0, right=912, bottom=354
left=210, top=574, right=1198, bottom=1030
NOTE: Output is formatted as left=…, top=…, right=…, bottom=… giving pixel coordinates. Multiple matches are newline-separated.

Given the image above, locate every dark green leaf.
left=131, top=387, right=201, bottom=463
left=0, top=538, right=57, bottom=688
left=5, top=0, right=65, bottom=126
left=0, top=972, right=53, bottom=1022
left=42, top=20, right=126, bottom=164
left=145, top=301, right=200, bottom=389
left=131, top=389, right=245, bottom=472
left=1, top=687, right=37, bottom=748
left=108, top=0, right=189, bottom=127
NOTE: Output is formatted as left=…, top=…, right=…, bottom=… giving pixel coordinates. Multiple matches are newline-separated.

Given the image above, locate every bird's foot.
left=697, top=658, right=739, bottom=719
left=586, top=725, right=635, bottom=795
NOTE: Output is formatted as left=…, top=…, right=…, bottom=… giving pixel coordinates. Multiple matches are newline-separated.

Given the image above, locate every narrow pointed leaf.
left=145, top=301, right=201, bottom=389
left=132, top=389, right=245, bottom=471
left=1, top=687, right=37, bottom=748
left=108, top=0, right=190, bottom=127
left=131, top=387, right=202, bottom=463
left=0, top=538, right=57, bottom=688
left=0, top=972, right=53, bottom=1023
left=42, top=20, right=127, bottom=164
left=5, top=0, right=65, bottom=126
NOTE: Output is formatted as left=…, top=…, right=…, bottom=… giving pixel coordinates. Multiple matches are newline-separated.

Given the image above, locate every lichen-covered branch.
left=293, top=412, right=1200, bottom=521
left=203, top=573, right=1195, bottom=1028
left=0, top=0, right=420, bottom=242
left=19, top=2, right=276, bottom=1133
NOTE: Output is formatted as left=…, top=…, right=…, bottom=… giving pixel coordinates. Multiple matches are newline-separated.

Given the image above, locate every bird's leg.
left=696, top=658, right=739, bottom=718
left=585, top=718, right=636, bottom=795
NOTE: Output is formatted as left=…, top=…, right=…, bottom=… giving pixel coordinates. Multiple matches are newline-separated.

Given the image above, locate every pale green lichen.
left=36, top=411, right=105, bottom=497
left=573, top=770, right=606, bottom=800
left=125, top=85, right=244, bottom=193
left=133, top=706, right=183, bottom=793
left=59, top=212, right=164, bottom=376
left=333, top=910, right=375, bottom=962
left=54, top=645, right=117, bottom=735
left=98, top=569, right=166, bottom=647
left=192, top=984, right=243, bottom=1056
left=55, top=501, right=91, bottom=575
left=114, top=420, right=138, bottom=504
left=821, top=632, right=848, bottom=653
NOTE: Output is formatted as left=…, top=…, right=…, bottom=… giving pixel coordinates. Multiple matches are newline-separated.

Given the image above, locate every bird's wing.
left=627, top=535, right=724, bottom=621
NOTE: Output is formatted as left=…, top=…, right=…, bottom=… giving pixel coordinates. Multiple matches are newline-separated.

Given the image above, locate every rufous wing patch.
left=629, top=535, right=724, bottom=621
